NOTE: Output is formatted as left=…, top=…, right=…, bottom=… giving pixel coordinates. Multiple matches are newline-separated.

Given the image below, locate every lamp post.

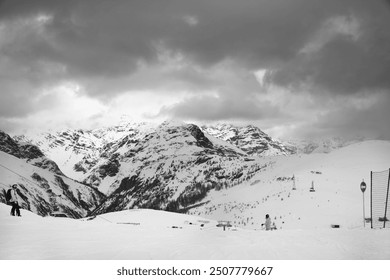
left=360, top=180, right=367, bottom=228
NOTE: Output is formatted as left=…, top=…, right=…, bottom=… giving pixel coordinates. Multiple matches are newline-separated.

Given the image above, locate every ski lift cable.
left=95, top=215, right=113, bottom=223
left=0, top=163, right=43, bottom=188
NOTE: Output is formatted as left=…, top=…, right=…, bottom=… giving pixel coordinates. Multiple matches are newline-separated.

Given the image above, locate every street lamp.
left=360, top=180, right=367, bottom=228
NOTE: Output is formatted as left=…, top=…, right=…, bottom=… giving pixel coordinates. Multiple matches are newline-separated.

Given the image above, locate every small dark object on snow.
left=331, top=224, right=340, bottom=228
left=310, top=181, right=316, bottom=192
left=217, top=221, right=232, bottom=231
left=51, top=212, right=68, bottom=218
left=172, top=226, right=182, bottom=229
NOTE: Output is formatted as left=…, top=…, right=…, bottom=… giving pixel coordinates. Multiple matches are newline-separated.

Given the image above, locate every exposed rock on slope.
left=201, top=124, right=294, bottom=156
left=89, top=121, right=268, bottom=215
left=0, top=130, right=105, bottom=218
left=1, top=130, right=64, bottom=176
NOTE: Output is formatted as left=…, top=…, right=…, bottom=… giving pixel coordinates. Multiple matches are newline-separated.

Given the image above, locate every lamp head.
left=360, top=180, right=367, bottom=192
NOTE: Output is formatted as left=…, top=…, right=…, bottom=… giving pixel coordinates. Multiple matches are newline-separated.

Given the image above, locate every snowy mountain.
left=15, top=122, right=295, bottom=184
left=1, top=130, right=64, bottom=176
left=13, top=122, right=156, bottom=181
left=6, top=120, right=374, bottom=219
left=285, top=137, right=362, bottom=154
left=88, top=121, right=268, bottom=215
left=200, top=124, right=361, bottom=156
left=0, top=131, right=105, bottom=218
left=201, top=124, right=294, bottom=156
left=12, top=121, right=275, bottom=215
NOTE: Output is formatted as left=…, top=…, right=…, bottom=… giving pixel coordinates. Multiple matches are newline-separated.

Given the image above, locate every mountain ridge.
left=1, top=121, right=371, bottom=218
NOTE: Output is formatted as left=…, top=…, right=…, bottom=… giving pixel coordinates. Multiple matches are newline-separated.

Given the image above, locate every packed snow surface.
left=0, top=204, right=389, bottom=260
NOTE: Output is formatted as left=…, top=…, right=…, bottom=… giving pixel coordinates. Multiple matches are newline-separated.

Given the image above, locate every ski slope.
left=188, top=140, right=390, bottom=230
left=0, top=204, right=389, bottom=260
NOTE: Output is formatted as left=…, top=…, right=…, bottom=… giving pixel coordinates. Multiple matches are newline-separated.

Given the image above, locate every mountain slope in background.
left=201, top=124, right=294, bottom=156
left=0, top=150, right=105, bottom=218
left=286, top=137, right=363, bottom=154
left=15, top=122, right=299, bottom=183
left=88, top=121, right=267, bottom=214
left=14, top=121, right=362, bottom=185
left=4, top=121, right=383, bottom=220
left=13, top=122, right=157, bottom=181
left=0, top=131, right=105, bottom=218
left=187, top=140, right=390, bottom=230
left=1, top=130, right=64, bottom=176
left=12, top=121, right=271, bottom=215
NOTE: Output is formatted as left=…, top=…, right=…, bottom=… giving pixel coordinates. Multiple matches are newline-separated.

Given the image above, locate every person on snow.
left=9, top=184, right=21, bottom=217
left=262, top=214, right=272, bottom=231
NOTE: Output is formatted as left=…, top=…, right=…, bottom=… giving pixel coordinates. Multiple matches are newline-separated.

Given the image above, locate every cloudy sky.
left=0, top=0, right=389, bottom=140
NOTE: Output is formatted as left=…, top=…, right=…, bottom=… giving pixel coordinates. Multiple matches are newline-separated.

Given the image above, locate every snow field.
left=1, top=204, right=389, bottom=260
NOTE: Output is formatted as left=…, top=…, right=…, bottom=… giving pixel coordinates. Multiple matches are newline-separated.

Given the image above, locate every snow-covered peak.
left=84, top=121, right=267, bottom=214
left=12, top=122, right=158, bottom=180
left=202, top=124, right=290, bottom=156
left=5, top=120, right=375, bottom=221
left=286, top=137, right=361, bottom=154
left=157, top=119, right=188, bottom=130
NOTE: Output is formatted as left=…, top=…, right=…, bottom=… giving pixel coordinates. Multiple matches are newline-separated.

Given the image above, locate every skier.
left=262, top=214, right=272, bottom=231
left=9, top=184, right=21, bottom=217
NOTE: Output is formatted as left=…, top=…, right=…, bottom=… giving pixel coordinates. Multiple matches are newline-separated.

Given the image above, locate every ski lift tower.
left=292, top=175, right=296, bottom=190
left=310, top=181, right=316, bottom=192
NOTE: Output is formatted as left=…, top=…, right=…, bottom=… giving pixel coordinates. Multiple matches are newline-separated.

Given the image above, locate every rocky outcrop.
left=1, top=130, right=64, bottom=176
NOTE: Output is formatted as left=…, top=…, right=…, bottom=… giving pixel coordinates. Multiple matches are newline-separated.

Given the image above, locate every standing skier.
left=9, top=184, right=21, bottom=217
left=262, top=214, right=272, bottom=230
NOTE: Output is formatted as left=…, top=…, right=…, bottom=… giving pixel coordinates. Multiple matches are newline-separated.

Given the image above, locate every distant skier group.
left=4, top=184, right=21, bottom=217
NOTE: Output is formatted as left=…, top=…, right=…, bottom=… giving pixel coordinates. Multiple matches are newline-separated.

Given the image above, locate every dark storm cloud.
left=290, top=92, right=390, bottom=141
left=0, top=0, right=155, bottom=79
left=0, top=0, right=389, bottom=139
left=158, top=92, right=283, bottom=121
left=268, top=12, right=390, bottom=94
left=0, top=0, right=367, bottom=89
left=0, top=82, right=36, bottom=117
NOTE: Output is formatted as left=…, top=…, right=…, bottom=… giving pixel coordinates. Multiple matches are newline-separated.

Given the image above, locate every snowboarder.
left=262, top=214, right=272, bottom=231
left=9, top=184, right=21, bottom=217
